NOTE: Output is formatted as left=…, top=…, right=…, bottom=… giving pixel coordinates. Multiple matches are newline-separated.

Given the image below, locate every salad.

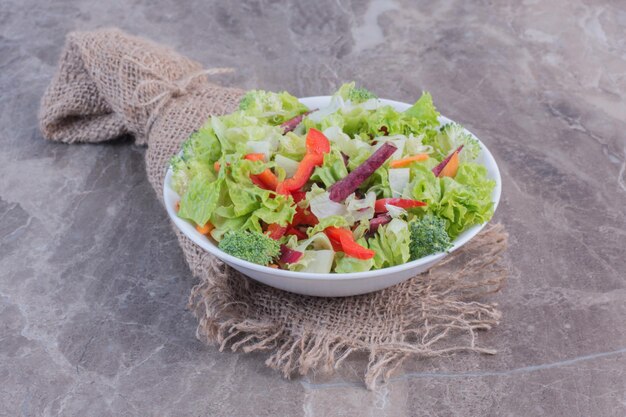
left=170, top=83, right=495, bottom=273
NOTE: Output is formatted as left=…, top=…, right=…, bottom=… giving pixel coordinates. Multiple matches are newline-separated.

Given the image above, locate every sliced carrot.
left=244, top=153, right=265, bottom=162
left=214, top=161, right=220, bottom=172
left=195, top=222, right=214, bottom=235
left=244, top=153, right=279, bottom=190
left=268, top=264, right=280, bottom=269
left=257, top=169, right=279, bottom=190
left=389, top=153, right=429, bottom=168
left=439, top=151, right=460, bottom=178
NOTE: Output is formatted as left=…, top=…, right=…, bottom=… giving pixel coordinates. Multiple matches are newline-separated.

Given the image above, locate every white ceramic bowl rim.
left=163, top=96, right=502, bottom=282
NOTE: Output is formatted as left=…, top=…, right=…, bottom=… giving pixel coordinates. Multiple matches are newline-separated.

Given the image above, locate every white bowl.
left=163, top=96, right=502, bottom=297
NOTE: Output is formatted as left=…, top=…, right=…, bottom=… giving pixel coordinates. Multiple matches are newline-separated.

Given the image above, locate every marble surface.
left=1, top=0, right=626, bottom=415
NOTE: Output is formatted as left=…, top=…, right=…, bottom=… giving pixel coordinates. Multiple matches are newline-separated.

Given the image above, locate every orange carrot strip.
left=195, top=222, right=214, bottom=235
left=244, top=153, right=279, bottom=190
left=389, top=153, right=429, bottom=168
left=244, top=153, right=265, bottom=162
left=439, top=151, right=460, bottom=178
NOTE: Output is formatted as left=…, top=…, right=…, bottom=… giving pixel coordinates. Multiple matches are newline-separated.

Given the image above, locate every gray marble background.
left=1, top=0, right=625, bottom=416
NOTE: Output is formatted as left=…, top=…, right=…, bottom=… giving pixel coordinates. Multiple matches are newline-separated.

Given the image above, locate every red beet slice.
left=369, top=214, right=392, bottom=233
left=329, top=142, right=397, bottom=202
left=432, top=145, right=463, bottom=177
left=279, top=244, right=304, bottom=264
left=280, top=110, right=316, bottom=134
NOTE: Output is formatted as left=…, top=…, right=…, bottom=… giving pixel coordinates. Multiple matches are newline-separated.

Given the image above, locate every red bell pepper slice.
left=266, top=223, right=287, bottom=240
left=292, top=206, right=318, bottom=226
left=277, top=153, right=324, bottom=194
left=374, top=198, right=427, bottom=213
left=327, top=236, right=343, bottom=252
left=276, top=129, right=330, bottom=195
left=306, top=128, right=331, bottom=155
left=291, top=190, right=306, bottom=203
left=285, top=226, right=308, bottom=240
left=324, top=227, right=375, bottom=260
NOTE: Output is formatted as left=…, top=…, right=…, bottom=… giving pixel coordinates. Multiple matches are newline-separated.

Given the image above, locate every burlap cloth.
left=39, top=29, right=508, bottom=389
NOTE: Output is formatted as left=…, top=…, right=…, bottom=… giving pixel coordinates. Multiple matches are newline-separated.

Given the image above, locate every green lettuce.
left=431, top=123, right=481, bottom=162
left=334, top=252, right=374, bottom=273
left=238, top=90, right=309, bottom=125
left=181, top=122, right=222, bottom=164
left=278, top=131, right=307, bottom=160
left=178, top=157, right=296, bottom=239
left=403, top=92, right=440, bottom=127
left=311, top=149, right=349, bottom=187
left=169, top=156, right=216, bottom=196
left=304, top=91, right=441, bottom=140
left=177, top=177, right=223, bottom=227
left=307, top=215, right=350, bottom=236
left=367, top=218, right=412, bottom=269
left=210, top=113, right=283, bottom=155
left=409, top=163, right=495, bottom=238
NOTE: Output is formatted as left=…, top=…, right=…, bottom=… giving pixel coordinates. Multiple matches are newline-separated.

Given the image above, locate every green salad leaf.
left=368, top=218, right=412, bottom=269
left=177, top=176, right=223, bottom=227
left=238, top=90, right=309, bottom=124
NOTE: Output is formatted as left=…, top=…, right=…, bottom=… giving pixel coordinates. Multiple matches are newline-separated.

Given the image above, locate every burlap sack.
left=39, top=28, right=508, bottom=389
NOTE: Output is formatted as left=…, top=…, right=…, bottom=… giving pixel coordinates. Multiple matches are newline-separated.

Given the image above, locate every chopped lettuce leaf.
left=274, top=154, right=300, bottom=177
left=278, top=131, right=307, bottom=160
left=334, top=252, right=374, bottom=273
left=311, top=149, right=349, bottom=188
left=367, top=218, right=412, bottom=269
left=389, top=168, right=410, bottom=198
left=345, top=191, right=376, bottom=222
left=403, top=92, right=440, bottom=128
left=307, top=185, right=348, bottom=219
left=287, top=249, right=335, bottom=273
left=307, top=215, right=350, bottom=236
left=432, top=123, right=481, bottom=162
left=238, top=90, right=309, bottom=124
left=322, top=126, right=371, bottom=159
left=177, top=177, right=223, bottom=227
left=409, top=163, right=495, bottom=238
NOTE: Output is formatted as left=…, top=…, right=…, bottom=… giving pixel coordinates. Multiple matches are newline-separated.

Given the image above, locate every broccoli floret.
left=218, top=231, right=281, bottom=265
left=335, top=82, right=377, bottom=103
left=348, top=87, right=377, bottom=102
left=436, top=123, right=481, bottom=162
left=408, top=214, right=452, bottom=260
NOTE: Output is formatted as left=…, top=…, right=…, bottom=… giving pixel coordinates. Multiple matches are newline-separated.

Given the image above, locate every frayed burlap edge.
left=189, top=224, right=507, bottom=390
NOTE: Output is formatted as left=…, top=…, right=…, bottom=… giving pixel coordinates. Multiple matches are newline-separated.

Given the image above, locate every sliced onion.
left=274, top=154, right=300, bottom=177
left=389, top=168, right=410, bottom=198
left=309, top=191, right=347, bottom=219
